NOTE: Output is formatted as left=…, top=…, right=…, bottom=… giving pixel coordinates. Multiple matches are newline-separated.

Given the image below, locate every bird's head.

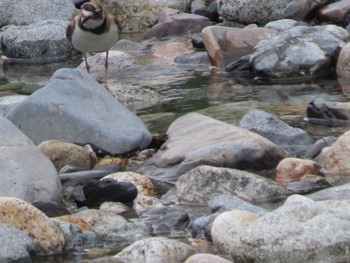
left=80, top=2, right=105, bottom=28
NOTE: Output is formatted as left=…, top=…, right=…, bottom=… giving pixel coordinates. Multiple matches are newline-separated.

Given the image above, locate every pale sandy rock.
left=0, top=197, right=65, bottom=255
left=133, top=195, right=165, bottom=215
left=152, top=42, right=191, bottom=65
left=98, top=0, right=191, bottom=33
left=336, top=42, right=350, bottom=94
left=184, top=253, right=232, bottom=263
left=325, top=130, right=350, bottom=185
left=114, top=237, right=194, bottom=263
left=38, top=140, right=97, bottom=171
left=99, top=201, right=130, bottom=214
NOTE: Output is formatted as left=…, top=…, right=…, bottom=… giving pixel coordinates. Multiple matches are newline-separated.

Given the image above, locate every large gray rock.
left=0, top=116, right=62, bottom=203
left=0, top=0, right=75, bottom=27
left=137, top=113, right=288, bottom=184
left=99, top=0, right=191, bottom=33
left=176, top=165, right=288, bottom=205
left=212, top=195, right=350, bottom=262
left=1, top=20, right=75, bottom=61
left=6, top=68, right=152, bottom=155
left=307, top=183, right=350, bottom=201
left=251, top=25, right=349, bottom=79
left=239, top=109, right=314, bottom=157
left=217, top=0, right=327, bottom=25
left=0, top=224, right=34, bottom=262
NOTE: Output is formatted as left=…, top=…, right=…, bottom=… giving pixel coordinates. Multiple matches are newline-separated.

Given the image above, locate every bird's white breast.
left=71, top=22, right=119, bottom=53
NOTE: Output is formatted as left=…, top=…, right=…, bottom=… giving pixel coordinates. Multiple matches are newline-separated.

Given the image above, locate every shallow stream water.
left=1, top=38, right=350, bottom=262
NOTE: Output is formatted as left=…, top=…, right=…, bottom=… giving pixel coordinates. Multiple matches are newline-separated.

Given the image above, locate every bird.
left=66, top=2, right=121, bottom=96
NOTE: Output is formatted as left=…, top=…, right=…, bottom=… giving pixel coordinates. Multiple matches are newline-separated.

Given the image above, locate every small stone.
left=99, top=201, right=130, bottom=214
left=276, top=157, right=321, bottom=185
left=54, top=215, right=92, bottom=232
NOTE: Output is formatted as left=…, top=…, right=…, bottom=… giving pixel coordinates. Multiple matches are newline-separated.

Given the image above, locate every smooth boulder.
left=212, top=195, right=350, bottom=262
left=6, top=68, right=152, bottom=155
left=1, top=20, right=75, bottom=61
left=0, top=116, right=62, bottom=203
left=137, top=113, right=288, bottom=184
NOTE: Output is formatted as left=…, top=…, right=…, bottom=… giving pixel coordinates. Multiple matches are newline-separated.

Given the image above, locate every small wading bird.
left=66, top=2, right=121, bottom=96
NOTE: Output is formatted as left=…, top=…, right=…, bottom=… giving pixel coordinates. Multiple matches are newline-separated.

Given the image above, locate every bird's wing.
left=114, top=16, right=122, bottom=32
left=66, top=19, right=76, bottom=41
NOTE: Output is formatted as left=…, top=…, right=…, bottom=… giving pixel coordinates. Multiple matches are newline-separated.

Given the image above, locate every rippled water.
left=1, top=39, right=350, bottom=262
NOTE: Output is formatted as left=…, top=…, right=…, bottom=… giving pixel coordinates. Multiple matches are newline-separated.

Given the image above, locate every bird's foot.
left=104, top=82, right=115, bottom=97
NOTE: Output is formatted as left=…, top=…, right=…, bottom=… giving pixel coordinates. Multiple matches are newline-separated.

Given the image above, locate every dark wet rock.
left=0, top=0, right=75, bottom=27
left=174, top=51, right=210, bottom=64
left=176, top=165, right=289, bottom=205
left=212, top=195, right=350, bottom=263
left=209, top=194, right=267, bottom=215
left=73, top=179, right=138, bottom=208
left=60, top=165, right=122, bottom=187
left=217, top=0, right=327, bottom=25
left=307, top=98, right=350, bottom=126
left=0, top=116, right=62, bottom=203
left=250, top=25, right=349, bottom=79
left=305, top=136, right=335, bottom=159
left=142, top=9, right=213, bottom=40
left=137, top=113, right=288, bottom=184
left=189, top=213, right=218, bottom=240
left=31, top=201, right=70, bottom=217
left=72, top=0, right=89, bottom=9
left=239, top=109, right=315, bottom=157
left=142, top=205, right=190, bottom=235
left=6, top=68, right=152, bottom=155
left=0, top=224, right=34, bottom=262
left=1, top=20, right=76, bottom=61
left=192, top=0, right=220, bottom=22
left=191, top=32, right=205, bottom=49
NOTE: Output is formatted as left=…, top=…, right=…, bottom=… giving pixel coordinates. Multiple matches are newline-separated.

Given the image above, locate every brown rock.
left=0, top=197, right=65, bottom=255
left=55, top=215, right=92, bottom=231
left=94, top=156, right=129, bottom=169
left=201, top=26, right=278, bottom=68
left=38, top=140, right=97, bottom=171
left=276, top=157, right=321, bottom=185
left=152, top=42, right=191, bottom=65
left=325, top=130, right=350, bottom=185
left=336, top=42, right=350, bottom=95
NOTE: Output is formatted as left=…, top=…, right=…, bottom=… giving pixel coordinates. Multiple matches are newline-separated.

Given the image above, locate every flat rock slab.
left=6, top=68, right=152, bottom=155
left=137, top=113, right=288, bottom=184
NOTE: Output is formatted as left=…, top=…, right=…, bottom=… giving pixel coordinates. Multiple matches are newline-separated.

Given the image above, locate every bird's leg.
left=104, top=50, right=115, bottom=97
left=84, top=53, right=90, bottom=73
